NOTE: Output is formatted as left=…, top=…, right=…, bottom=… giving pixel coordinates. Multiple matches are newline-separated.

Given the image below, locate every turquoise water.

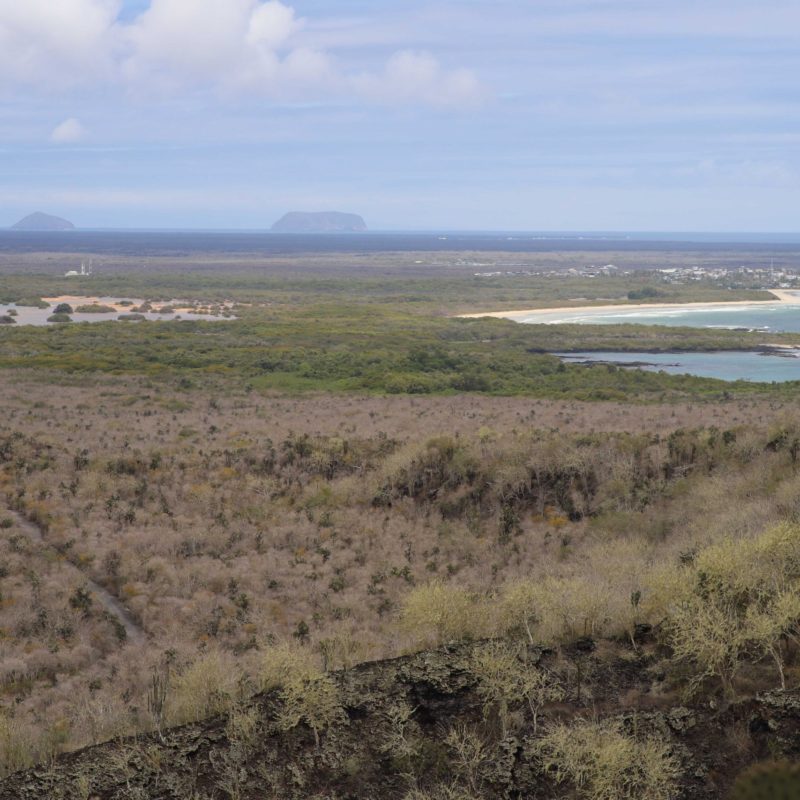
left=514, top=296, right=800, bottom=381
left=519, top=301, right=800, bottom=332
left=559, top=351, right=800, bottom=382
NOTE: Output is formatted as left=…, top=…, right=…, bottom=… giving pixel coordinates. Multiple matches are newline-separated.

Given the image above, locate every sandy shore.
left=41, top=296, right=236, bottom=314
left=458, top=290, right=800, bottom=320
left=43, top=295, right=141, bottom=312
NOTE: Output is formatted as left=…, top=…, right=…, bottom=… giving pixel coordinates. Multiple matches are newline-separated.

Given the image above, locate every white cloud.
left=122, top=0, right=340, bottom=97
left=247, top=1, right=300, bottom=49
left=353, top=51, right=486, bottom=108
left=123, top=0, right=293, bottom=85
left=0, top=0, right=484, bottom=107
left=0, top=0, right=121, bottom=88
left=124, top=0, right=346, bottom=96
left=50, top=118, right=87, bottom=143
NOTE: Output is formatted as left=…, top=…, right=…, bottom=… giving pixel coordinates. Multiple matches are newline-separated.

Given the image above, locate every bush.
left=661, top=524, right=800, bottom=694
left=15, top=297, right=49, bottom=308
left=497, top=579, right=540, bottom=643
left=403, top=787, right=481, bottom=800
left=667, top=597, right=746, bottom=696
left=400, top=581, right=487, bottom=647
left=75, top=304, right=117, bottom=313
left=166, top=651, right=240, bottom=725
left=627, top=287, right=664, bottom=301
left=470, top=641, right=563, bottom=735
left=258, top=641, right=319, bottom=692
left=278, top=672, right=346, bottom=746
left=0, top=715, right=38, bottom=778
left=258, top=641, right=345, bottom=745
left=535, top=719, right=680, bottom=800
left=498, top=575, right=617, bottom=645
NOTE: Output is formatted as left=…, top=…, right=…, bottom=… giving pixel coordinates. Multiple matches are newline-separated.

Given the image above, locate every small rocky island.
left=271, top=211, right=367, bottom=233
left=10, top=212, right=76, bottom=231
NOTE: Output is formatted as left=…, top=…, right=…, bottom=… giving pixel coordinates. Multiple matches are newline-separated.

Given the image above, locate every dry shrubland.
left=2, top=372, right=800, bottom=774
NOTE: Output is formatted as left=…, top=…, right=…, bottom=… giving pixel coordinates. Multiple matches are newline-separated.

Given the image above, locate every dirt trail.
left=4, top=508, right=145, bottom=644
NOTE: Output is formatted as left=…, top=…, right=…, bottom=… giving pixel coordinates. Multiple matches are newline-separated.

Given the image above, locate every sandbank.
left=42, top=296, right=235, bottom=314
left=458, top=290, right=800, bottom=320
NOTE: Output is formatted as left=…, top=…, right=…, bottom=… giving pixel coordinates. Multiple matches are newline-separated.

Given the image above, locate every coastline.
left=458, top=290, right=800, bottom=320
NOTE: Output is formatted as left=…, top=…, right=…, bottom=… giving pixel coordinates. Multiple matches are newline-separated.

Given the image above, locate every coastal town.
left=475, top=262, right=800, bottom=289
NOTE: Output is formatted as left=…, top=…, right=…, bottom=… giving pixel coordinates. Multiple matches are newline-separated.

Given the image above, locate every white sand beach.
left=458, top=290, right=800, bottom=320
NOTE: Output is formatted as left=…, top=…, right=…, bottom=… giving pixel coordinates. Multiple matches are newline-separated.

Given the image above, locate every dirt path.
left=4, top=508, right=146, bottom=644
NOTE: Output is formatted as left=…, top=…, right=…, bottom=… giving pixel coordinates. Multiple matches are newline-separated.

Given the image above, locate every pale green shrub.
left=0, top=714, right=38, bottom=777
left=403, top=786, right=481, bottom=800
left=259, top=641, right=319, bottom=692
left=470, top=641, right=563, bottom=735
left=497, top=579, right=540, bottom=643
left=661, top=524, right=800, bottom=694
left=444, top=724, right=488, bottom=796
left=167, top=651, right=240, bottom=725
left=400, top=581, right=487, bottom=646
left=278, top=672, right=346, bottom=747
left=536, top=719, right=680, bottom=800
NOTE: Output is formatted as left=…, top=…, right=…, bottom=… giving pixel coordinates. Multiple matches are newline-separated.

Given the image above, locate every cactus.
left=729, top=761, right=800, bottom=799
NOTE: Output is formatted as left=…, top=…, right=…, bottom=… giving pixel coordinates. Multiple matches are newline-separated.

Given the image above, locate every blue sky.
left=1, top=0, right=799, bottom=230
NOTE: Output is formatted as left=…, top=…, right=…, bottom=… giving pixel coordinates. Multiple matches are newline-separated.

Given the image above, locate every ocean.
left=3, top=230, right=800, bottom=256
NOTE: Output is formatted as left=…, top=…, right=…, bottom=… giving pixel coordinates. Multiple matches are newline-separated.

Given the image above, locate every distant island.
left=271, top=211, right=367, bottom=233
left=11, top=212, right=76, bottom=231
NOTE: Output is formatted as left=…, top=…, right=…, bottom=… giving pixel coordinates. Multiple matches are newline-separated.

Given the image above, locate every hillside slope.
left=2, top=638, right=799, bottom=799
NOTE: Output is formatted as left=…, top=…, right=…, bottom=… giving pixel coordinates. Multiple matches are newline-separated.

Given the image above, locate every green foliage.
left=0, top=279, right=797, bottom=399
left=729, top=761, right=800, bottom=799
left=14, top=297, right=49, bottom=308
left=69, top=585, right=93, bottom=615
left=627, top=287, right=664, bottom=300
left=74, top=304, right=116, bottom=313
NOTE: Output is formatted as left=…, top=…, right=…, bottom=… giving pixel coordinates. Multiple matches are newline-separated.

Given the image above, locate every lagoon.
left=559, top=350, right=800, bottom=383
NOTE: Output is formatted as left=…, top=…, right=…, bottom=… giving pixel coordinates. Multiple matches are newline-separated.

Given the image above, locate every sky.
left=1, top=0, right=799, bottom=231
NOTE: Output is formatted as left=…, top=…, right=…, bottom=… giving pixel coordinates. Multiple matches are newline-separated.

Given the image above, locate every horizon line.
left=4, top=227, right=800, bottom=237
